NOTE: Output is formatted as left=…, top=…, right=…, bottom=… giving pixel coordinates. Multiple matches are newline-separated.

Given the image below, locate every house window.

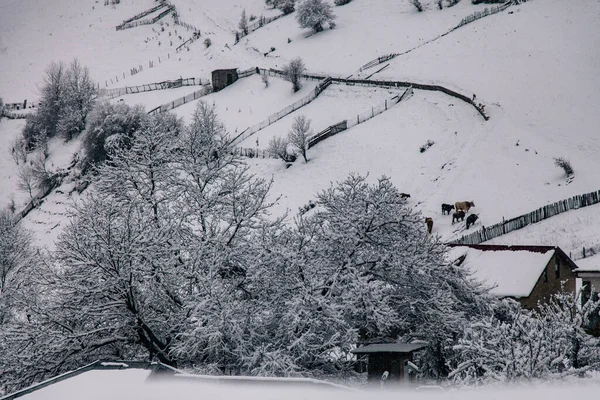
left=555, top=259, right=560, bottom=279
left=543, top=268, right=548, bottom=283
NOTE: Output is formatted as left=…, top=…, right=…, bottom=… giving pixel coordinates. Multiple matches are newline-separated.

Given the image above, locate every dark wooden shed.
left=211, top=68, right=239, bottom=92
left=351, top=343, right=428, bottom=384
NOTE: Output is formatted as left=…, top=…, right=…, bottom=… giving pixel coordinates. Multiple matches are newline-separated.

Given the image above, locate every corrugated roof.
left=351, top=343, right=428, bottom=354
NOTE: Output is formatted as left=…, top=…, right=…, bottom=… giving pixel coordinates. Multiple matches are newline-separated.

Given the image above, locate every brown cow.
left=455, top=201, right=475, bottom=213
left=425, top=217, right=433, bottom=234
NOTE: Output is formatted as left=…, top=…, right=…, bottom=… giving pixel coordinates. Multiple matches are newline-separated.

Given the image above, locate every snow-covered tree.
left=288, top=115, right=312, bottom=162
left=296, top=0, right=336, bottom=33
left=238, top=9, right=248, bottom=35
left=451, top=291, right=600, bottom=384
left=82, top=101, right=147, bottom=167
left=283, top=57, right=306, bottom=92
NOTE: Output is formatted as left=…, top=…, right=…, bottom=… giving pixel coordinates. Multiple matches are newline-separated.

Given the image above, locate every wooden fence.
left=233, top=147, right=275, bottom=159
left=1, top=109, right=28, bottom=119
left=234, top=14, right=283, bottom=43
left=116, top=2, right=175, bottom=30
left=228, top=71, right=333, bottom=146
left=450, top=189, right=600, bottom=245
left=456, top=2, right=512, bottom=28
left=99, top=77, right=208, bottom=99
left=147, top=85, right=212, bottom=115
left=228, top=65, right=487, bottom=146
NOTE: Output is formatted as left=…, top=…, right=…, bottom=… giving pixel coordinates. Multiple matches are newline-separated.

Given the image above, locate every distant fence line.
left=99, top=77, right=208, bottom=100
left=449, top=189, right=600, bottom=245
left=228, top=70, right=333, bottom=146
left=307, top=86, right=413, bottom=149
left=147, top=85, right=212, bottom=115
left=359, top=1, right=513, bottom=72
left=456, top=2, right=512, bottom=28
left=571, top=244, right=600, bottom=262
left=232, top=147, right=275, bottom=159
left=1, top=108, right=28, bottom=119
left=116, top=2, right=174, bottom=30
left=234, top=14, right=283, bottom=44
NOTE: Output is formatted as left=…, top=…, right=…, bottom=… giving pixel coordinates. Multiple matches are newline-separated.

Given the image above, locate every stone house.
left=448, top=244, right=579, bottom=309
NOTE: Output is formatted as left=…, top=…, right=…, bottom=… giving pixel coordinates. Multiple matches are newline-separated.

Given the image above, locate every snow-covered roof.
left=574, top=254, right=600, bottom=273
left=351, top=343, right=428, bottom=354
left=449, top=245, right=556, bottom=298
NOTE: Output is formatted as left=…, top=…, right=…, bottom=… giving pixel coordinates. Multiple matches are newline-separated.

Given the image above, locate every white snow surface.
left=9, top=367, right=600, bottom=400
left=449, top=246, right=555, bottom=298
left=575, top=254, right=600, bottom=273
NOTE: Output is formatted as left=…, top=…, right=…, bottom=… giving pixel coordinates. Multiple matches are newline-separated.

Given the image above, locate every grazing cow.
left=455, top=201, right=475, bottom=213
left=399, top=193, right=411, bottom=199
left=441, top=203, right=455, bottom=215
left=466, top=214, right=479, bottom=229
left=425, top=217, right=433, bottom=234
left=452, top=210, right=465, bottom=224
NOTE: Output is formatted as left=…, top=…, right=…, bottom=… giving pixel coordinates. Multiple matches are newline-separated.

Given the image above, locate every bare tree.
left=283, top=57, right=306, bottom=92
left=17, top=166, right=35, bottom=199
left=238, top=9, right=249, bottom=35
left=268, top=136, right=290, bottom=162
left=288, top=115, right=312, bottom=162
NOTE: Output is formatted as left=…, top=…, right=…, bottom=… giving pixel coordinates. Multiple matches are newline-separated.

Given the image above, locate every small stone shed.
left=211, top=68, right=238, bottom=92
left=351, top=343, right=428, bottom=384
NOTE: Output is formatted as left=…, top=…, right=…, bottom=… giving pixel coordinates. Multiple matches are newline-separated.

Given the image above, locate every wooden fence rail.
left=228, top=70, right=333, bottom=146
left=117, top=5, right=175, bottom=30
left=147, top=85, right=212, bottom=115
left=358, top=1, right=512, bottom=72
left=450, top=189, right=600, bottom=245
left=99, top=77, right=208, bottom=99
left=234, top=14, right=283, bottom=43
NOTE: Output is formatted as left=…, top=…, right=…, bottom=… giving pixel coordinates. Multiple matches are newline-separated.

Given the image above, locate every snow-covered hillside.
left=1, top=0, right=599, bottom=250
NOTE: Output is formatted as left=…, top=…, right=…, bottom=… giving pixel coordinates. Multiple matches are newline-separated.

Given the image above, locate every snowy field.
left=238, top=83, right=403, bottom=148
left=173, top=74, right=318, bottom=132
left=1, top=0, right=598, bottom=252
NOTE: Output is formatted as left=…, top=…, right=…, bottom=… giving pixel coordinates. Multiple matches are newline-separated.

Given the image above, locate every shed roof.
left=574, top=253, right=600, bottom=273
left=351, top=343, right=428, bottom=354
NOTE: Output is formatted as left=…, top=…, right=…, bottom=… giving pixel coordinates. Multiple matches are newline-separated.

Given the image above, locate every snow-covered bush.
left=451, top=292, right=600, bottom=384
left=554, top=157, right=574, bottom=177
left=283, top=57, right=306, bottom=92
left=261, top=73, right=270, bottom=88
left=410, top=0, right=424, bottom=12
left=334, top=0, right=352, bottom=5
left=82, top=102, right=147, bottom=167
left=288, top=115, right=312, bottom=162
left=279, top=0, right=296, bottom=14
left=296, top=0, right=336, bottom=33
left=268, top=136, right=291, bottom=161
left=204, top=37, right=212, bottom=48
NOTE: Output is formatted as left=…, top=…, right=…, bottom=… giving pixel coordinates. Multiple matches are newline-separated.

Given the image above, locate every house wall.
left=518, top=252, right=576, bottom=309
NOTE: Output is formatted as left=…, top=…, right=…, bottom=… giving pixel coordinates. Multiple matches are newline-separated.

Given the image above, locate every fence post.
left=385, top=99, right=387, bottom=110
